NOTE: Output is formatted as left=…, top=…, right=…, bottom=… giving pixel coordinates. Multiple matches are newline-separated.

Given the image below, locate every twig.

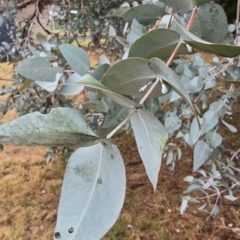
left=198, top=181, right=240, bottom=200
left=106, top=110, right=136, bottom=139
left=166, top=7, right=197, bottom=67
left=139, top=77, right=160, bottom=105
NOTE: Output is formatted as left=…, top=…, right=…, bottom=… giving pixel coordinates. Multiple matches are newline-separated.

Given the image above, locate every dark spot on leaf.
left=111, top=154, right=114, bottom=159
left=97, top=178, right=102, bottom=184
left=68, top=227, right=74, bottom=234
left=209, top=8, right=213, bottom=12
left=55, top=232, right=61, bottom=239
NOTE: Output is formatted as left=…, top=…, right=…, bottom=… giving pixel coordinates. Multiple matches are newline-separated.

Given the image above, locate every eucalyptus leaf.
left=37, top=33, right=54, bottom=51
left=173, top=20, right=240, bottom=57
left=36, top=73, right=62, bottom=92
left=129, top=28, right=190, bottom=60
left=184, top=133, right=193, bottom=147
left=91, top=64, right=110, bottom=81
left=144, top=97, right=159, bottom=114
left=103, top=102, right=128, bottom=129
left=130, top=109, right=168, bottom=190
left=16, top=57, right=63, bottom=82
left=201, top=110, right=218, bottom=135
left=149, top=58, right=198, bottom=121
left=197, top=3, right=228, bottom=43
left=206, top=131, right=222, bottom=148
left=193, top=140, right=211, bottom=171
left=221, top=120, right=238, bottom=133
left=161, top=0, right=212, bottom=13
left=180, top=198, right=188, bottom=214
left=190, top=117, right=202, bottom=144
left=101, top=57, right=171, bottom=98
left=54, top=143, right=126, bottom=240
left=224, top=195, right=238, bottom=201
left=0, top=107, right=99, bottom=147
left=59, top=44, right=90, bottom=75
left=60, top=73, right=84, bottom=96
left=78, top=74, right=141, bottom=109
left=124, top=4, right=165, bottom=25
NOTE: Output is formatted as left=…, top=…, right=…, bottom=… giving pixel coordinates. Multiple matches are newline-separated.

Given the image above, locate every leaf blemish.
left=54, top=232, right=61, bottom=239
left=74, top=164, right=90, bottom=180
left=111, top=154, right=114, bottom=159
left=97, top=178, right=102, bottom=184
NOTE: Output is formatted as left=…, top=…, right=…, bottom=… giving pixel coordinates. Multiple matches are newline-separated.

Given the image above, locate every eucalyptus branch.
left=198, top=181, right=240, bottom=200
left=206, top=194, right=220, bottom=221
left=139, top=77, right=160, bottom=105
left=223, top=148, right=240, bottom=173
left=106, top=110, right=136, bottom=139
left=166, top=7, right=197, bottom=67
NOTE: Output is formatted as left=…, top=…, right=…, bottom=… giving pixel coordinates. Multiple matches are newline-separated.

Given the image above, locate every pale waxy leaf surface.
left=173, top=20, right=240, bottom=57
left=149, top=58, right=197, bottom=119
left=193, top=140, right=211, bottom=171
left=190, top=117, right=202, bottom=145
left=16, top=57, right=62, bottom=82
left=54, top=143, right=126, bottom=240
left=161, top=0, right=211, bottom=13
left=60, top=72, right=84, bottom=96
left=124, top=4, right=165, bottom=25
left=201, top=110, right=218, bottom=135
left=0, top=107, right=99, bottom=147
left=78, top=74, right=141, bottom=108
left=128, top=29, right=189, bottom=60
left=36, top=72, right=62, bottom=92
left=130, top=109, right=168, bottom=190
left=196, top=3, right=227, bottom=43
left=100, top=58, right=171, bottom=98
left=205, top=131, right=222, bottom=148
left=221, top=120, right=238, bottom=133
left=59, top=44, right=90, bottom=75
left=91, top=63, right=110, bottom=81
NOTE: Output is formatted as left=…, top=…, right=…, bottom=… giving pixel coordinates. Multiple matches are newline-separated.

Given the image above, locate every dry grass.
left=0, top=145, right=64, bottom=240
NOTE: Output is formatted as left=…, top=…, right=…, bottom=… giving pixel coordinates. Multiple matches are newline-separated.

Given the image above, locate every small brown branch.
left=139, top=77, right=160, bottom=105
left=186, top=7, right=198, bottom=31
left=106, top=110, right=136, bottom=139
left=166, top=41, right=182, bottom=67
left=166, top=7, right=198, bottom=67
left=37, top=15, right=52, bottom=35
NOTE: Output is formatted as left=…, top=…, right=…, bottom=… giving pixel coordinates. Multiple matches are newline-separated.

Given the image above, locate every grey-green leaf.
left=0, top=107, right=99, bottom=147
left=193, top=140, right=211, bottom=171
left=190, top=117, right=202, bottom=144
left=221, top=120, right=238, bottom=133
left=173, top=20, right=240, bottom=57
left=196, top=3, right=228, bottom=43
left=161, top=0, right=212, bottom=13
left=128, top=28, right=189, bottom=60
left=60, top=73, right=84, bottom=96
left=206, top=131, right=222, bottom=148
left=59, top=44, right=90, bottom=75
left=149, top=58, right=197, bottom=118
left=201, top=110, right=218, bottom=135
left=54, top=143, right=126, bottom=240
left=16, top=57, right=62, bottom=82
left=130, top=109, right=168, bottom=190
left=162, top=0, right=192, bottom=13
left=101, top=58, right=171, bottom=98
left=78, top=74, right=141, bottom=109
left=124, top=4, right=165, bottom=25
